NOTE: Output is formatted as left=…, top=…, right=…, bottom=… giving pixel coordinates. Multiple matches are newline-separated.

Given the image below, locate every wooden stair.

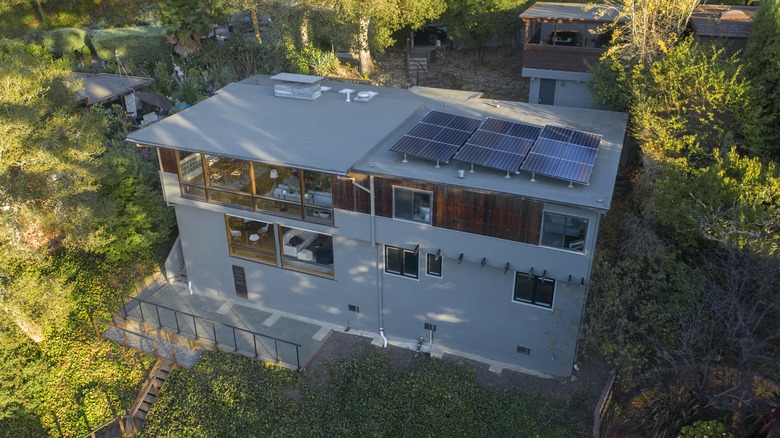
left=126, top=358, right=175, bottom=434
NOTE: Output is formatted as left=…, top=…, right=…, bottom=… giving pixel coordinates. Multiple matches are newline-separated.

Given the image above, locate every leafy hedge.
left=140, top=349, right=590, bottom=437
left=40, top=28, right=87, bottom=58
left=90, top=26, right=169, bottom=68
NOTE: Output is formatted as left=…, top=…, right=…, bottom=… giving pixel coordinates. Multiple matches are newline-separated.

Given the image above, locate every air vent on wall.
left=517, top=346, right=531, bottom=356
left=348, top=304, right=359, bottom=313
left=424, top=323, right=436, bottom=332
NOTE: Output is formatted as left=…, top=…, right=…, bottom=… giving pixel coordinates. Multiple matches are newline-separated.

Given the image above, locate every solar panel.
left=389, top=110, right=481, bottom=163
left=520, top=125, right=603, bottom=184
left=453, top=118, right=541, bottom=173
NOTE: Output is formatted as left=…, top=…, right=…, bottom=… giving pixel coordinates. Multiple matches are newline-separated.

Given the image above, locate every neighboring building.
left=519, top=2, right=624, bottom=108
left=127, top=73, right=627, bottom=377
left=689, top=5, right=758, bottom=56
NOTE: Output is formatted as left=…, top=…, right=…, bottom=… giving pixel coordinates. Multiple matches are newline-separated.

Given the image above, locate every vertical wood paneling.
left=332, top=175, right=354, bottom=210
left=158, top=148, right=178, bottom=174
left=333, top=174, right=544, bottom=245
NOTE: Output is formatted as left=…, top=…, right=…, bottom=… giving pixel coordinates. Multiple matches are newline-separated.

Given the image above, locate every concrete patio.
left=117, top=279, right=369, bottom=371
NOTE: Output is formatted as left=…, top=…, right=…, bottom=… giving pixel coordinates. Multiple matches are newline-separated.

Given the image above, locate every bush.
left=90, top=26, right=168, bottom=69
left=303, top=48, right=339, bottom=76
left=41, top=28, right=87, bottom=58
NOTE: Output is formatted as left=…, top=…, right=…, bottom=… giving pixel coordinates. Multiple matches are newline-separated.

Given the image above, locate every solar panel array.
left=388, top=110, right=482, bottom=162
left=387, top=111, right=603, bottom=185
left=520, top=125, right=602, bottom=184
left=452, top=118, right=542, bottom=173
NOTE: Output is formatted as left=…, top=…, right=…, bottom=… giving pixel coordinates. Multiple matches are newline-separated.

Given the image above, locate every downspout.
left=572, top=209, right=604, bottom=372
left=352, top=176, right=387, bottom=347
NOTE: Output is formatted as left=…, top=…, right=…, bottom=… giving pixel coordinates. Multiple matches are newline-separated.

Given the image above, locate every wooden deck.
left=522, top=44, right=607, bottom=72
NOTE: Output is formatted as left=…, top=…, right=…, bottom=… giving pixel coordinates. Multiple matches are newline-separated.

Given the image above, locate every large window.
left=279, top=225, right=334, bottom=278
left=385, top=246, right=419, bottom=279
left=175, top=150, right=334, bottom=224
left=513, top=273, right=554, bottom=308
left=540, top=212, right=588, bottom=252
left=393, top=187, right=432, bottom=224
left=225, top=215, right=277, bottom=266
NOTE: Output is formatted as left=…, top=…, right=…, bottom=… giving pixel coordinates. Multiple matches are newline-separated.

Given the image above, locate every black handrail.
left=118, top=296, right=302, bottom=371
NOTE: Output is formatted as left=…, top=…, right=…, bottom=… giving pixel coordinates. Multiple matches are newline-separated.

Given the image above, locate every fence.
left=117, top=296, right=302, bottom=370
left=593, top=372, right=617, bottom=438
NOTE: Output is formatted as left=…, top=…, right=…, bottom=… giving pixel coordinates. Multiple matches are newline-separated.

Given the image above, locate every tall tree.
left=744, top=0, right=780, bottom=161
left=443, top=0, right=528, bottom=64
left=315, top=0, right=445, bottom=75
left=596, top=0, right=700, bottom=64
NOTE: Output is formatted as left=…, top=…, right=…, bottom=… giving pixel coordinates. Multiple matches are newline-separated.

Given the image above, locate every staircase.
left=125, top=358, right=175, bottom=434
left=408, top=45, right=442, bottom=87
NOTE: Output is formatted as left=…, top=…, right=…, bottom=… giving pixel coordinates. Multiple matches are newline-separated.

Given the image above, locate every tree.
left=596, top=0, right=700, bottom=65
left=313, top=0, right=445, bottom=75
left=443, top=0, right=528, bottom=64
left=159, top=0, right=218, bottom=57
left=744, top=0, right=780, bottom=161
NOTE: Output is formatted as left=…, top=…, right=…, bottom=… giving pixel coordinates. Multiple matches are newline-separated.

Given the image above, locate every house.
left=688, top=5, right=758, bottom=56
left=519, top=2, right=624, bottom=108
left=71, top=72, right=172, bottom=122
left=127, top=73, right=627, bottom=377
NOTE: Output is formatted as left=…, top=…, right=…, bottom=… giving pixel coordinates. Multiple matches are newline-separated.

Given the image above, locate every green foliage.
left=158, top=0, right=217, bottom=58
left=303, top=47, right=339, bottom=76
left=90, top=26, right=169, bottom=70
left=587, top=53, right=630, bottom=111
left=744, top=0, right=780, bottom=161
left=443, top=0, right=530, bottom=63
left=631, top=38, right=758, bottom=168
left=140, top=349, right=590, bottom=437
left=37, top=27, right=87, bottom=58
left=678, top=419, right=733, bottom=438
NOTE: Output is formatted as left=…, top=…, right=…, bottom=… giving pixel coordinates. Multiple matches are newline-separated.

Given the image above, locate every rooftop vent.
left=270, top=73, right=324, bottom=100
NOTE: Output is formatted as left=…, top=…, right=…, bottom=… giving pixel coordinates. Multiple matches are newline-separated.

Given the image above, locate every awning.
left=135, top=92, right=174, bottom=111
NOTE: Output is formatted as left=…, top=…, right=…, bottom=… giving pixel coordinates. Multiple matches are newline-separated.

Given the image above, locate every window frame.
left=539, top=211, right=589, bottom=253
left=426, top=253, right=442, bottom=278
left=384, top=245, right=419, bottom=279
left=392, top=186, right=433, bottom=225
left=512, top=272, right=555, bottom=309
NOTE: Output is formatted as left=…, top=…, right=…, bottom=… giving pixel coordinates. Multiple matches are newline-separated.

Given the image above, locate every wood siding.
left=158, top=147, right=179, bottom=174
left=333, top=174, right=543, bottom=245
left=522, top=44, right=606, bottom=72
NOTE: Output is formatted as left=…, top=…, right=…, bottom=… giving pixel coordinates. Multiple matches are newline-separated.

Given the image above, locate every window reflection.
left=179, top=152, right=204, bottom=185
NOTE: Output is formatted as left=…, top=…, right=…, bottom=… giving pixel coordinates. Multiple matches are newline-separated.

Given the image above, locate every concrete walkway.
left=120, top=282, right=334, bottom=371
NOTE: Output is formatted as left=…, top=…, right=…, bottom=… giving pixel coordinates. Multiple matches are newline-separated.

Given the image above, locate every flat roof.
left=519, top=2, right=623, bottom=23
left=127, top=75, right=627, bottom=211
left=72, top=73, right=153, bottom=105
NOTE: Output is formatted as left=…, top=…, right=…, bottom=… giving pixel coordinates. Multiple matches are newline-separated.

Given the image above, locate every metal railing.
left=118, top=296, right=302, bottom=370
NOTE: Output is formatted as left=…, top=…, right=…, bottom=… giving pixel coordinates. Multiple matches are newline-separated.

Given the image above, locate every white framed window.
left=393, top=186, right=432, bottom=224
left=540, top=212, right=588, bottom=252
left=385, top=246, right=419, bottom=279
left=426, top=253, right=442, bottom=277
left=513, top=272, right=555, bottom=308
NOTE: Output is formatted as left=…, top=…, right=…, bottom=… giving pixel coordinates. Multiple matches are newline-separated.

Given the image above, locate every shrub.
left=303, top=48, right=339, bottom=76
left=41, top=28, right=87, bottom=58
left=90, top=26, right=168, bottom=69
